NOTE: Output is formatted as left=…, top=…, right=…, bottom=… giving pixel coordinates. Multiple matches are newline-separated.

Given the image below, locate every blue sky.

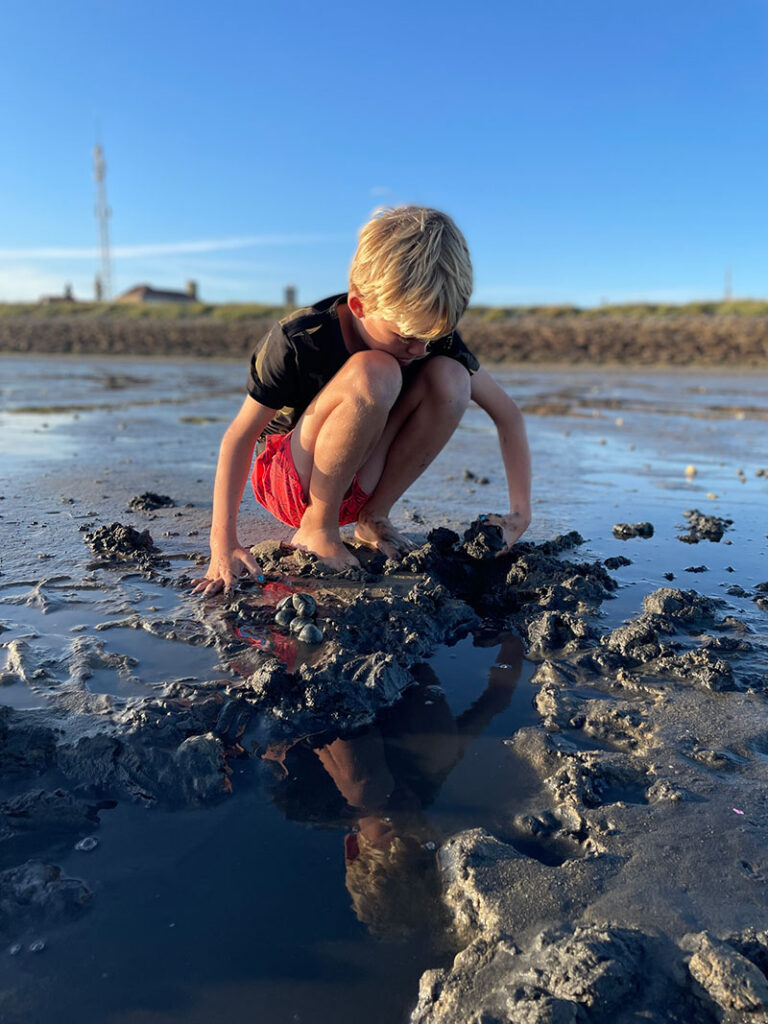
left=1, top=0, right=766, bottom=306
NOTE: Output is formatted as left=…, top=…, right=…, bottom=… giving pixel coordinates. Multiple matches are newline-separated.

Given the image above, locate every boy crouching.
left=194, top=206, right=531, bottom=595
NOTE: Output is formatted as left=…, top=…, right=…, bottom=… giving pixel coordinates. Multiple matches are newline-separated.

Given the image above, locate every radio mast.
left=93, top=142, right=112, bottom=300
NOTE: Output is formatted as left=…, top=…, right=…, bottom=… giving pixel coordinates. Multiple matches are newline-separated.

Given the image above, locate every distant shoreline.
left=0, top=306, right=766, bottom=366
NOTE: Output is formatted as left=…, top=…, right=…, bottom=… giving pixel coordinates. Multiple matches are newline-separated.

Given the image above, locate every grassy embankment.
left=2, top=299, right=768, bottom=320
left=1, top=300, right=767, bottom=365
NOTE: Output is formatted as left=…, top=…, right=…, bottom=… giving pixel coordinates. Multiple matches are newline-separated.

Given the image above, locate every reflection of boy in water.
left=263, top=637, right=523, bottom=938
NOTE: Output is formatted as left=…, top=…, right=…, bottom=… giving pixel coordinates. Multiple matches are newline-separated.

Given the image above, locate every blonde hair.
left=349, top=206, right=473, bottom=339
left=345, top=829, right=445, bottom=939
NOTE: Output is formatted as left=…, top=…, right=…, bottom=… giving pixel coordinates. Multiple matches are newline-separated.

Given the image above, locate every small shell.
left=29, top=940, right=46, bottom=954
left=275, top=607, right=296, bottom=627
left=292, top=593, right=317, bottom=617
left=276, top=595, right=294, bottom=612
left=289, top=615, right=313, bottom=636
left=297, top=622, right=324, bottom=644
left=74, top=836, right=98, bottom=852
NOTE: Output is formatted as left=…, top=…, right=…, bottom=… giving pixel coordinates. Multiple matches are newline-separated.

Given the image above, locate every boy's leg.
left=289, top=350, right=403, bottom=569
left=355, top=356, right=471, bottom=558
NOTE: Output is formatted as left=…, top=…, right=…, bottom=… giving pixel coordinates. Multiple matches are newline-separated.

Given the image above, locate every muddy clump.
left=412, top=918, right=665, bottom=1023
left=612, top=522, right=654, bottom=540
left=460, top=519, right=508, bottom=560
left=605, top=555, right=632, bottom=570
left=83, top=522, right=162, bottom=566
left=683, top=931, right=768, bottom=1015
left=54, top=688, right=240, bottom=806
left=127, top=492, right=176, bottom=512
left=677, top=508, right=733, bottom=544
left=0, top=860, right=91, bottom=936
left=0, top=789, right=102, bottom=841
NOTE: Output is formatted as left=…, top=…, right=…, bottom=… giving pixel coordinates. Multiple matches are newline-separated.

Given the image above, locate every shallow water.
left=0, top=631, right=539, bottom=1024
left=1, top=356, right=767, bottom=1023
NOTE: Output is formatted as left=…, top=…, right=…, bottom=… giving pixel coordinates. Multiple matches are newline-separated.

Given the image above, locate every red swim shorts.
left=251, top=430, right=371, bottom=529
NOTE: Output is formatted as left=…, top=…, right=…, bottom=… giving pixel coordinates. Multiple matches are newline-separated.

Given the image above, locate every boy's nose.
left=406, top=339, right=428, bottom=356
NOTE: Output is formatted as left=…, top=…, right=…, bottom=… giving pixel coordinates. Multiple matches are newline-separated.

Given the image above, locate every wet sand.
left=1, top=356, right=767, bottom=1023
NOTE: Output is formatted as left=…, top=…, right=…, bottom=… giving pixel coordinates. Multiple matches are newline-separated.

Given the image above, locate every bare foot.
left=354, top=515, right=413, bottom=560
left=290, top=525, right=360, bottom=572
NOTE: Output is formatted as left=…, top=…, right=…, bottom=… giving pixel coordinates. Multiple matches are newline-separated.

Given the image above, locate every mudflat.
left=1, top=356, right=767, bottom=1024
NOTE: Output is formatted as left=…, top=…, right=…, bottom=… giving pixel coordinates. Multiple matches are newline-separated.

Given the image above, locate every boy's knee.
left=421, top=356, right=471, bottom=411
left=343, top=350, right=403, bottom=408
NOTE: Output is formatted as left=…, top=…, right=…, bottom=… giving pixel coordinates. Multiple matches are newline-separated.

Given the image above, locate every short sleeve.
left=246, top=322, right=301, bottom=408
left=427, top=329, right=480, bottom=375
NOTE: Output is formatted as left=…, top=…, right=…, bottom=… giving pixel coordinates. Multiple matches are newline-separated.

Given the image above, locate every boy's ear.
left=347, top=292, right=365, bottom=319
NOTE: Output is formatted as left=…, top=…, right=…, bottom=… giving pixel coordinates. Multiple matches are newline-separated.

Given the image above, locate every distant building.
left=284, top=283, right=297, bottom=308
left=39, top=283, right=75, bottom=304
left=116, top=280, right=199, bottom=304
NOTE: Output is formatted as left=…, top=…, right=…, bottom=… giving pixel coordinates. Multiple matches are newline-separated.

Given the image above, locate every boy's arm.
left=192, top=395, right=276, bottom=596
left=469, top=368, right=532, bottom=548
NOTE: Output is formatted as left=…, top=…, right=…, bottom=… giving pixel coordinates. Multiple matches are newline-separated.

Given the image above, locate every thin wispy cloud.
left=0, top=234, right=337, bottom=261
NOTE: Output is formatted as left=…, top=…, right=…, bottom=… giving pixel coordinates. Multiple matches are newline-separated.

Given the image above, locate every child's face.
left=355, top=313, right=430, bottom=368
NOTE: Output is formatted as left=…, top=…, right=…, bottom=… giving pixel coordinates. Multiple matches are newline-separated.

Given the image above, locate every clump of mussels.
left=274, top=593, right=324, bottom=643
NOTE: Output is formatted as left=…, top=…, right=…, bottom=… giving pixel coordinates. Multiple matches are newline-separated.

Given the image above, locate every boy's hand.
left=483, top=509, right=531, bottom=553
left=191, top=546, right=264, bottom=597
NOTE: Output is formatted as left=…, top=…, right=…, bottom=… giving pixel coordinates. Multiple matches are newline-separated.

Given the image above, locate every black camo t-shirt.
left=247, top=293, right=479, bottom=438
